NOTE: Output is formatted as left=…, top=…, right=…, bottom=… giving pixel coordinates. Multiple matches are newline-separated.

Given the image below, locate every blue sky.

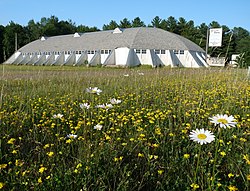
left=1, top=0, right=249, bottom=31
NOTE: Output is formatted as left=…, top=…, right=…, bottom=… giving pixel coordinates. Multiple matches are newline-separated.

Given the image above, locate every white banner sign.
left=209, top=28, right=223, bottom=47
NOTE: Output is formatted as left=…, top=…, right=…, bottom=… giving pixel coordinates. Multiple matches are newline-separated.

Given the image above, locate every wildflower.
left=0, top=164, right=7, bottom=169
left=228, top=173, right=234, bottom=178
left=86, top=87, right=102, bottom=95
left=96, top=103, right=113, bottom=110
left=228, top=185, right=238, bottom=191
left=110, top=98, right=122, bottom=104
left=39, top=167, right=47, bottom=173
left=38, top=177, right=42, bottom=184
left=158, top=170, right=164, bottom=175
left=123, top=74, right=129, bottom=77
left=189, top=128, right=215, bottom=145
left=190, top=183, right=199, bottom=190
left=0, top=182, right=5, bottom=189
left=247, top=174, right=250, bottom=181
left=7, top=138, right=15, bottom=145
left=53, top=113, right=63, bottom=119
left=80, top=103, right=90, bottom=109
left=184, top=154, right=190, bottom=159
left=47, top=151, right=54, bottom=157
left=94, top=124, right=103, bottom=130
left=209, top=114, right=237, bottom=129
left=220, top=151, right=226, bottom=157
left=66, top=134, right=78, bottom=139
left=138, top=72, right=144, bottom=76
left=138, top=153, right=144, bottom=157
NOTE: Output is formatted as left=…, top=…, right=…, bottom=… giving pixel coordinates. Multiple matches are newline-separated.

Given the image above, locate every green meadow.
left=0, top=65, right=249, bottom=191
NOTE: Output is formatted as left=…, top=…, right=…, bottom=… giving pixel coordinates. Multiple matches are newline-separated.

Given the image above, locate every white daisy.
left=53, top=113, right=63, bottom=119
left=80, top=103, right=90, bottom=109
left=96, top=103, right=113, bottom=110
left=189, top=128, right=215, bottom=145
left=94, top=124, right=103, bottom=130
left=209, top=114, right=237, bottom=129
left=86, top=87, right=102, bottom=95
left=110, top=98, right=122, bottom=105
left=66, top=134, right=78, bottom=139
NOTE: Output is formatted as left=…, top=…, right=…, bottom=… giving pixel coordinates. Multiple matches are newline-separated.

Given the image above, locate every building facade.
left=5, top=27, right=208, bottom=68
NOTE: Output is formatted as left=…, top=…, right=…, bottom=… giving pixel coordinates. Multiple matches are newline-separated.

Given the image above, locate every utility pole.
left=205, top=28, right=209, bottom=63
left=15, top=33, right=17, bottom=52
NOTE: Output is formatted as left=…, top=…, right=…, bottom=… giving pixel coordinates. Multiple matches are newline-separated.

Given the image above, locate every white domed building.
left=5, top=27, right=208, bottom=68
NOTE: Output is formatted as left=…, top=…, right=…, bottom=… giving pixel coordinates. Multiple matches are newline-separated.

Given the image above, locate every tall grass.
left=0, top=65, right=249, bottom=190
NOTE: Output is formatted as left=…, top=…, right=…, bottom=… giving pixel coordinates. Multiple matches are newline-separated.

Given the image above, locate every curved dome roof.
left=19, top=27, right=204, bottom=53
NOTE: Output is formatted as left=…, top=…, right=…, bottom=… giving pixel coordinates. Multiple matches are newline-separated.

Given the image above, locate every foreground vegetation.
left=0, top=65, right=249, bottom=190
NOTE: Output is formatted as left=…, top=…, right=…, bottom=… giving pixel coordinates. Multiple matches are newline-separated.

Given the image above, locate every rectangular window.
left=174, top=50, right=179, bottom=54
left=136, top=49, right=141, bottom=54
left=91, top=50, right=94, bottom=54
left=142, top=49, right=147, bottom=54
left=155, top=49, right=160, bottom=54
left=180, top=50, right=184, bottom=54
left=161, top=50, right=165, bottom=54
left=105, top=50, right=109, bottom=54
left=101, top=50, right=104, bottom=54
left=109, top=50, right=112, bottom=54
left=87, top=50, right=91, bottom=54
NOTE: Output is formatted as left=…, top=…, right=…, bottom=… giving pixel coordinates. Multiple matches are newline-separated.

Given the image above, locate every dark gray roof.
left=19, top=27, right=204, bottom=53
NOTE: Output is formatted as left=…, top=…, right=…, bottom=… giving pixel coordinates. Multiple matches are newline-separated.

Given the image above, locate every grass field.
left=0, top=65, right=249, bottom=190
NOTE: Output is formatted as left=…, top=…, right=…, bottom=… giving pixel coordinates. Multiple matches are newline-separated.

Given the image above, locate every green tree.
left=76, top=25, right=99, bottom=32
left=119, top=18, right=131, bottom=28
left=102, top=20, right=119, bottom=30
left=3, top=21, right=28, bottom=59
left=150, top=16, right=162, bottom=28
left=131, top=17, right=146, bottom=27
left=0, top=25, right=5, bottom=62
left=165, top=16, right=178, bottom=34
left=235, top=36, right=250, bottom=67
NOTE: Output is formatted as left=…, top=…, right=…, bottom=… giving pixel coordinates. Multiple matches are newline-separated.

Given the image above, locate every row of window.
left=21, top=49, right=185, bottom=56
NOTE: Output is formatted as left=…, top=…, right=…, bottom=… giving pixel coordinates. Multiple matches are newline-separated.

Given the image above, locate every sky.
left=0, top=0, right=249, bottom=31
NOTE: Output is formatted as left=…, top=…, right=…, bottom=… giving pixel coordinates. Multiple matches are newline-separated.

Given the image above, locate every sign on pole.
left=209, top=28, right=223, bottom=47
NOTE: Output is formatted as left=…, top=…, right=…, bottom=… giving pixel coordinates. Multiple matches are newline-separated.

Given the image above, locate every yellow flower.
left=76, top=163, right=82, bottom=169
left=47, top=151, right=54, bottom=157
left=66, top=139, right=72, bottom=144
left=138, top=153, right=144, bottom=157
left=184, top=154, right=190, bottom=159
left=157, top=170, right=164, bottom=175
left=7, top=138, right=15, bottom=144
left=0, top=182, right=5, bottom=189
left=220, top=151, right=226, bottom=157
left=247, top=174, right=250, bottom=181
left=38, top=177, right=42, bottom=184
left=0, top=164, right=7, bottom=169
left=228, top=173, right=234, bottom=178
left=190, top=183, right=199, bottom=190
left=39, top=167, right=47, bottom=173
left=228, top=185, right=238, bottom=191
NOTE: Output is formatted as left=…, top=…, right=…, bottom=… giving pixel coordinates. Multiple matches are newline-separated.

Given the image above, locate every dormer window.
left=113, top=28, right=123, bottom=34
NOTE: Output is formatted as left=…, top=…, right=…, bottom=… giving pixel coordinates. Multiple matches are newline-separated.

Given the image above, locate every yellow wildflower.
left=0, top=182, right=5, bottom=189
left=39, top=167, right=47, bottom=173
left=190, top=183, right=199, bottom=190
left=38, top=177, right=42, bottom=184
left=184, top=154, right=190, bottom=159
left=228, top=173, right=234, bottom=178
left=47, top=151, right=54, bottom=157
left=228, top=185, right=238, bottom=191
left=157, top=170, right=164, bottom=175
left=138, top=153, right=144, bottom=157
left=7, top=138, right=15, bottom=144
left=0, top=164, right=7, bottom=169
left=220, top=151, right=226, bottom=157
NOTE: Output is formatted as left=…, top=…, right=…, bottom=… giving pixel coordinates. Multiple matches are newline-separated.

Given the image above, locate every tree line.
left=0, top=15, right=249, bottom=67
